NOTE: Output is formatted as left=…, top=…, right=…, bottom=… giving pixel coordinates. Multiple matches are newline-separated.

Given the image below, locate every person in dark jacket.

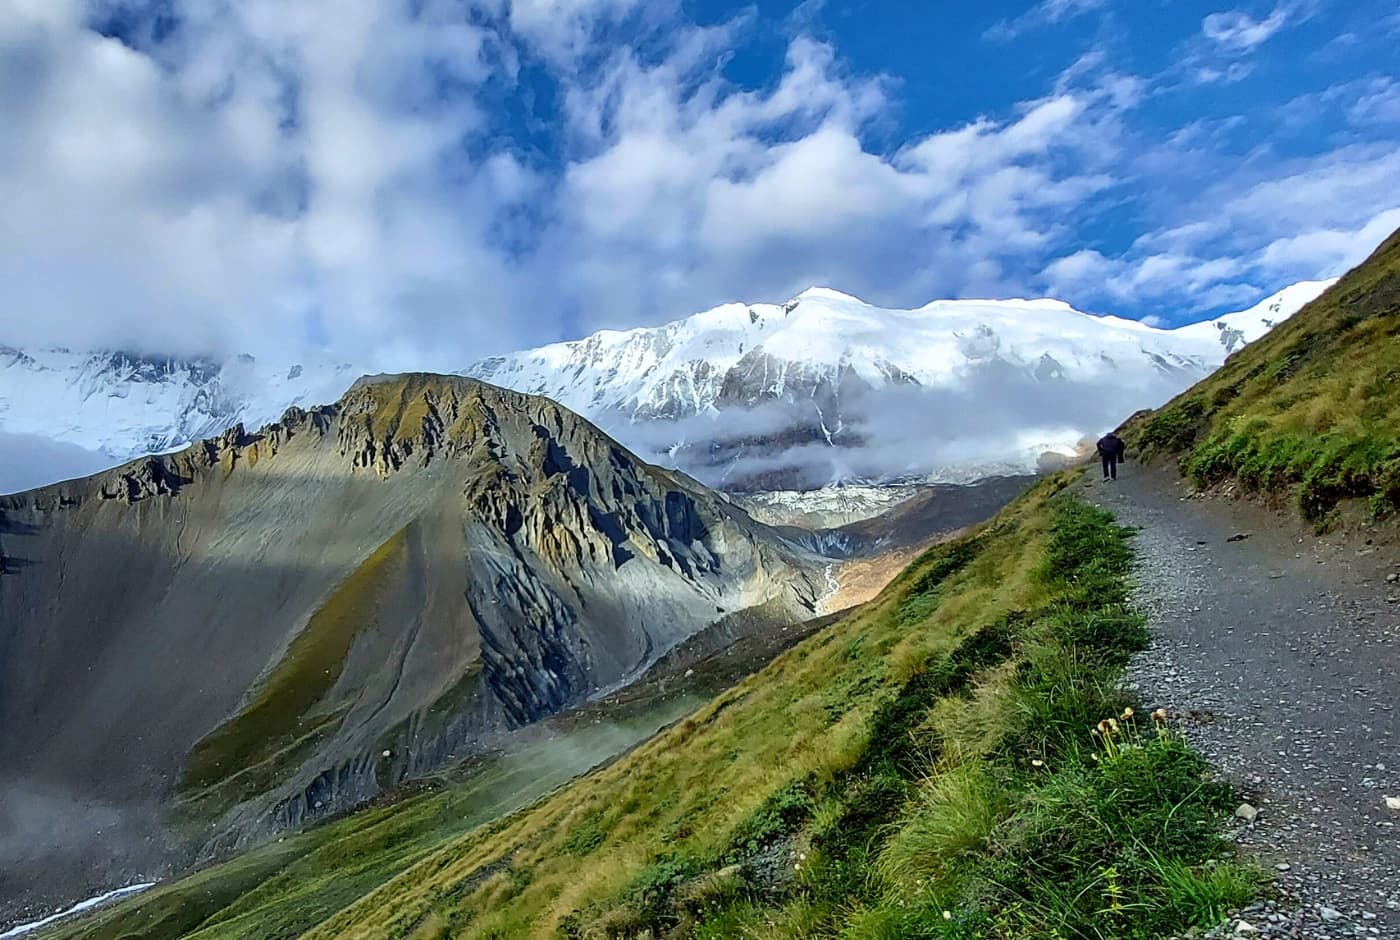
left=1097, top=432, right=1126, bottom=481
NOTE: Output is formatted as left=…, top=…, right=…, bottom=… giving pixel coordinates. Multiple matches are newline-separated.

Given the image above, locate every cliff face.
left=0, top=374, right=823, bottom=904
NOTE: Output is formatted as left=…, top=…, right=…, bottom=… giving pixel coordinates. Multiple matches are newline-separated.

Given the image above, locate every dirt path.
left=1088, top=463, right=1400, bottom=939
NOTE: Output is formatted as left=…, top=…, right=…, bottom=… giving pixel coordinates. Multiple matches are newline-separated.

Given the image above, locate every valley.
left=5, top=227, right=1393, bottom=939
left=5, top=235, right=1397, bottom=937
left=5, top=4, right=1398, bottom=937
left=0, top=374, right=834, bottom=924
left=0, top=371, right=1028, bottom=933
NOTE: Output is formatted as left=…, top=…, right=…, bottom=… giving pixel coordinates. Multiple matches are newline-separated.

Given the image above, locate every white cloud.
left=1255, top=207, right=1400, bottom=276
left=1180, top=2, right=1316, bottom=87
left=1278, top=76, right=1400, bottom=131
left=508, top=0, right=656, bottom=68
left=1201, top=5, right=1292, bottom=52
left=1191, top=62, right=1255, bottom=85
left=1040, top=142, right=1400, bottom=318
left=1043, top=246, right=1255, bottom=308
left=542, top=35, right=1131, bottom=333
left=0, top=0, right=540, bottom=366
left=985, top=0, right=1108, bottom=42
left=0, top=431, right=118, bottom=494
left=1221, top=145, right=1400, bottom=233
left=0, top=0, right=1395, bottom=366
left=1349, top=77, right=1400, bottom=126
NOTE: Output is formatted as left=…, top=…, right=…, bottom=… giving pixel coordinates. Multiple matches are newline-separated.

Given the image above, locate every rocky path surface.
left=1089, top=464, right=1400, bottom=939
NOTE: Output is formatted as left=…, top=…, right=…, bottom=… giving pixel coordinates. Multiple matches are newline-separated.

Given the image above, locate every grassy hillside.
left=55, top=479, right=1253, bottom=939
left=1128, top=226, right=1400, bottom=525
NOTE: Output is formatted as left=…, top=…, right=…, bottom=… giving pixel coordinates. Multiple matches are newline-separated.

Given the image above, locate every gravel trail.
left=1088, top=464, right=1400, bottom=939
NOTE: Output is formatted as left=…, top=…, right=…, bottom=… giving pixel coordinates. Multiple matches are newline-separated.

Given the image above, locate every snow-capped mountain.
left=467, top=281, right=1335, bottom=489
left=0, top=280, right=1334, bottom=494
left=1169, top=280, right=1333, bottom=353
left=0, top=348, right=361, bottom=492
left=471, top=283, right=1335, bottom=422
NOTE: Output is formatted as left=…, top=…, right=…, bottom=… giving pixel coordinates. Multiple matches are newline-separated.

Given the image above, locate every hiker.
left=1096, top=432, right=1126, bottom=481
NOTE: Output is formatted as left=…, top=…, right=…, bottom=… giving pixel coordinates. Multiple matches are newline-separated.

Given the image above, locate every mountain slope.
left=0, top=374, right=823, bottom=923
left=18, top=256, right=1391, bottom=939
left=19, top=258, right=1372, bottom=937
left=0, top=282, right=1332, bottom=494
left=1128, top=227, right=1400, bottom=523
left=36, top=481, right=1252, bottom=940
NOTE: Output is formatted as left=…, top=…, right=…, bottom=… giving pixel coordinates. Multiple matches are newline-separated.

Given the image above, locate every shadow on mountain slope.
left=0, top=374, right=824, bottom=927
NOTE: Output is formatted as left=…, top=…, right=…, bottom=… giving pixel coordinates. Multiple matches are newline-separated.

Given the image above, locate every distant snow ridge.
left=469, top=283, right=1334, bottom=422
left=0, top=348, right=360, bottom=491
left=738, top=483, right=925, bottom=528
left=0, top=280, right=1334, bottom=494
left=1170, top=280, right=1334, bottom=354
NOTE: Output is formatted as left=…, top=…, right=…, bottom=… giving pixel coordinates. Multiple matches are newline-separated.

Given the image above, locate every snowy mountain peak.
left=0, top=349, right=363, bottom=492
left=1171, top=278, right=1336, bottom=354
left=791, top=286, right=869, bottom=306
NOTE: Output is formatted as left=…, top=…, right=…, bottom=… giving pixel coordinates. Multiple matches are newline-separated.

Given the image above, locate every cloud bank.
left=0, top=0, right=1397, bottom=366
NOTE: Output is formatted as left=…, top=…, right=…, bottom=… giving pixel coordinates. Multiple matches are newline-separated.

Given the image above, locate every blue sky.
left=2, top=0, right=1397, bottom=365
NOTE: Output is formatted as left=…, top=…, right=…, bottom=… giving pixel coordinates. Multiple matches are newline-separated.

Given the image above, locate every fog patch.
left=0, top=433, right=121, bottom=495
left=0, top=781, right=173, bottom=927
left=598, top=359, right=1201, bottom=488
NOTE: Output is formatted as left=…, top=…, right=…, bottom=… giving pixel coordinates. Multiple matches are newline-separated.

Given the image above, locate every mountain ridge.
left=10, top=240, right=1391, bottom=939
left=468, top=280, right=1335, bottom=489
left=0, top=281, right=1334, bottom=494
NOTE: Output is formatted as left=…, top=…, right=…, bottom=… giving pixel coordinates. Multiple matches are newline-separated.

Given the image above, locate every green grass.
left=1127, top=225, right=1400, bottom=524
left=53, top=487, right=1253, bottom=940
left=876, top=765, right=1008, bottom=895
